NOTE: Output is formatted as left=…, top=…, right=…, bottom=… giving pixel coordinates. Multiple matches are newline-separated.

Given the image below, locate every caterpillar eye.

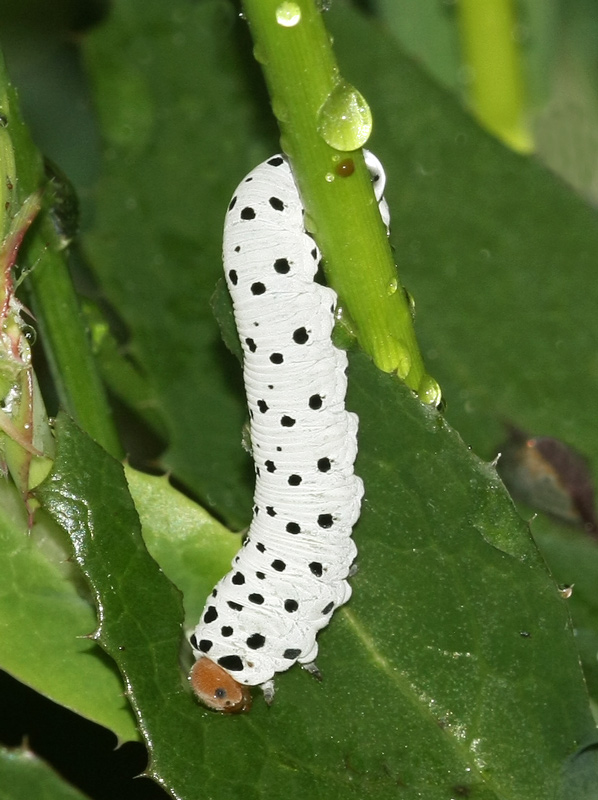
left=215, top=687, right=227, bottom=699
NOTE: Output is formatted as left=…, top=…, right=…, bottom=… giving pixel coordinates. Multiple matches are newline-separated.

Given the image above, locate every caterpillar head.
left=190, top=657, right=252, bottom=713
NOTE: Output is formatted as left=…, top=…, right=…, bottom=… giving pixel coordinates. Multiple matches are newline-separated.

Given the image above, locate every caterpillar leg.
left=302, top=661, right=323, bottom=682
left=261, top=678, right=276, bottom=706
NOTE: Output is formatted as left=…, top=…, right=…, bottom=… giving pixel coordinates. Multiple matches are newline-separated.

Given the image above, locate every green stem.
left=458, top=0, right=533, bottom=153
left=81, top=298, right=168, bottom=440
left=24, top=216, right=123, bottom=459
left=0, top=50, right=122, bottom=459
left=241, top=0, right=439, bottom=403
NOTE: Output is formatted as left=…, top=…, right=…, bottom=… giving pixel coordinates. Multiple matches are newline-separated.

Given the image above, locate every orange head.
left=190, top=657, right=252, bottom=713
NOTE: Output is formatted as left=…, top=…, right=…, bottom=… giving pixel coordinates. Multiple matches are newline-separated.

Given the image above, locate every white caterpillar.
left=190, top=151, right=389, bottom=712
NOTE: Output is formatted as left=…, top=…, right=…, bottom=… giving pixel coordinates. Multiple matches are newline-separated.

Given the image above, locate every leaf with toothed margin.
left=0, top=453, right=238, bottom=746
left=36, top=364, right=597, bottom=800
left=0, top=478, right=139, bottom=743
left=35, top=413, right=212, bottom=799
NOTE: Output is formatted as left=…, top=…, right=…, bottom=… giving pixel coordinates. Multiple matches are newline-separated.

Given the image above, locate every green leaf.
left=35, top=414, right=212, bottom=799
left=36, top=377, right=594, bottom=799
left=325, top=4, right=598, bottom=472
left=0, top=745, right=91, bottom=800
left=82, top=0, right=262, bottom=527
left=531, top=519, right=598, bottom=712
left=370, top=0, right=463, bottom=93
left=0, top=450, right=235, bottom=745
left=210, top=279, right=242, bottom=363
left=0, top=48, right=121, bottom=460
left=328, top=2, right=598, bottom=712
left=37, top=416, right=197, bottom=792
left=0, top=477, right=138, bottom=743
left=123, top=465, right=241, bottom=625
left=371, top=0, right=558, bottom=111
left=346, top=354, right=594, bottom=798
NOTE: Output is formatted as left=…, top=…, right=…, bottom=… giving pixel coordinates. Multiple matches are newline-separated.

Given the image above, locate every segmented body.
left=190, top=151, right=388, bottom=709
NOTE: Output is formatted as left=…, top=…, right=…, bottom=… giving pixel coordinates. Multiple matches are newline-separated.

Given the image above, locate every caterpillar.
left=190, top=150, right=389, bottom=712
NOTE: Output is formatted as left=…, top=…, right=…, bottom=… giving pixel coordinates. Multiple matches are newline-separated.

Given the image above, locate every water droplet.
left=393, top=344, right=411, bottom=380
left=22, top=325, right=37, bottom=345
left=253, top=43, right=267, bottom=65
left=0, top=114, right=8, bottom=128
left=317, top=80, right=372, bottom=151
left=331, top=305, right=358, bottom=349
left=418, top=375, right=443, bottom=407
left=276, top=2, right=301, bottom=27
left=324, top=172, right=334, bottom=183
left=335, top=158, right=354, bottom=177
left=271, top=98, right=289, bottom=123
left=386, top=278, right=397, bottom=296
left=403, top=287, right=416, bottom=318
left=303, top=211, right=317, bottom=235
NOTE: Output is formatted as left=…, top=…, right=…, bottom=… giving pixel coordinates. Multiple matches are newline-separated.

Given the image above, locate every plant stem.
left=25, top=218, right=123, bottom=459
left=458, top=0, right=533, bottom=153
left=0, top=50, right=122, bottom=459
left=241, top=0, right=439, bottom=403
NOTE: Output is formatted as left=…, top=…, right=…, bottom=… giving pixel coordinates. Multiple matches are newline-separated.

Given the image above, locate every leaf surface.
left=36, top=384, right=594, bottom=799
left=0, top=745, right=91, bottom=800
left=0, top=480, right=138, bottom=742
left=82, top=0, right=265, bottom=527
